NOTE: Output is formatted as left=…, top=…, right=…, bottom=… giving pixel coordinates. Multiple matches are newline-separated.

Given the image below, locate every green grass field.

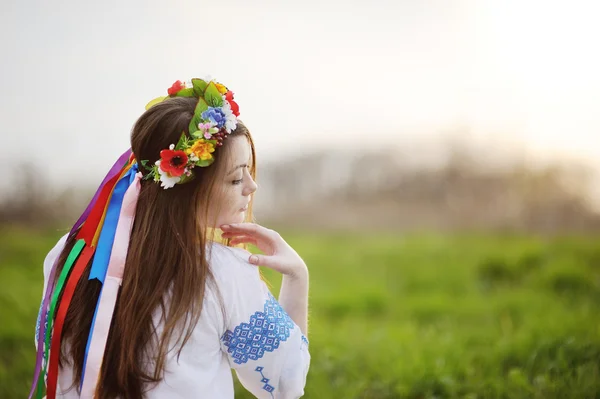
left=1, top=226, right=599, bottom=398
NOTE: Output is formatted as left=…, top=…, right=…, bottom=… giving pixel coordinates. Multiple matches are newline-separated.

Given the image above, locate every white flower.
left=169, top=144, right=175, bottom=150
left=156, top=162, right=181, bottom=189
left=221, top=96, right=238, bottom=133
left=159, top=174, right=180, bottom=189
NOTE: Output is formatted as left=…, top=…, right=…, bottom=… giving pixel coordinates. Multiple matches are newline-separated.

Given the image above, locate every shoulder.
left=49, top=233, right=69, bottom=258
left=206, top=242, right=267, bottom=300
left=207, top=242, right=257, bottom=278
left=43, top=233, right=69, bottom=278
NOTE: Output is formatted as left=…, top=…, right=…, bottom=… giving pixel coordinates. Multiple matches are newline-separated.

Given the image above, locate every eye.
left=232, top=178, right=243, bottom=185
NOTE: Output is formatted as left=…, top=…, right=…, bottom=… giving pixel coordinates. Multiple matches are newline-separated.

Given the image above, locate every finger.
left=230, top=237, right=257, bottom=247
left=220, top=232, right=245, bottom=239
left=221, top=223, right=277, bottom=241
left=248, top=254, right=284, bottom=273
left=221, top=223, right=262, bottom=234
left=222, top=234, right=257, bottom=244
left=225, top=234, right=254, bottom=241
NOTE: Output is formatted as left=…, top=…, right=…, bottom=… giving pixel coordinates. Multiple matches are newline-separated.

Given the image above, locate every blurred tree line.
left=256, top=141, right=600, bottom=232
left=2, top=141, right=599, bottom=233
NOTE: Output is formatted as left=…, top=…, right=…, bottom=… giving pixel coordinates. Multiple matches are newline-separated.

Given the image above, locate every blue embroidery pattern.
left=35, top=301, right=47, bottom=343
left=301, top=335, right=309, bottom=348
left=255, top=366, right=275, bottom=398
left=221, top=293, right=295, bottom=364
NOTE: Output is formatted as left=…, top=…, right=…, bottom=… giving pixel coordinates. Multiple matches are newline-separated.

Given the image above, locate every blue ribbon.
left=81, top=163, right=138, bottom=386
left=89, top=164, right=137, bottom=282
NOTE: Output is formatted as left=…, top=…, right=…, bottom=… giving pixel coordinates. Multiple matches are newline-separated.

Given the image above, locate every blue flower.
left=201, top=107, right=227, bottom=128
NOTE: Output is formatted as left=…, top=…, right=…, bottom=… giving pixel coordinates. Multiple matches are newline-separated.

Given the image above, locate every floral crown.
left=142, top=78, right=240, bottom=189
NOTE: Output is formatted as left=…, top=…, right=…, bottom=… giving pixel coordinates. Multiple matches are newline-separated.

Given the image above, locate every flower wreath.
left=142, top=78, right=240, bottom=189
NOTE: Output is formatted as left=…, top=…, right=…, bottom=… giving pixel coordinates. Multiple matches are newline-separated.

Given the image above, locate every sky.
left=1, top=0, right=599, bottom=198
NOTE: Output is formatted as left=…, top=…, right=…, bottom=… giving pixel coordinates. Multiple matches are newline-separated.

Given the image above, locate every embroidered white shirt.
left=36, top=235, right=310, bottom=399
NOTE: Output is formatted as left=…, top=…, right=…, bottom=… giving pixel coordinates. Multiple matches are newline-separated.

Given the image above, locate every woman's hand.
left=220, top=223, right=307, bottom=279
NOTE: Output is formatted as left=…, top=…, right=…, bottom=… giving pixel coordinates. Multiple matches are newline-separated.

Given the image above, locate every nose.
left=243, top=176, right=258, bottom=197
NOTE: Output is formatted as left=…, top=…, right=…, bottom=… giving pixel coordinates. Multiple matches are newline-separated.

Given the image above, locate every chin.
left=217, top=213, right=245, bottom=227
left=232, top=213, right=246, bottom=224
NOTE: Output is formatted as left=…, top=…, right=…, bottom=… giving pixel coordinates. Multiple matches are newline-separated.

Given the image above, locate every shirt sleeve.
left=35, top=234, right=68, bottom=349
left=211, top=245, right=310, bottom=399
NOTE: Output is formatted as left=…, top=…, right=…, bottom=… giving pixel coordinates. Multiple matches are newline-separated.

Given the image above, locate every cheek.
left=213, top=188, right=246, bottom=225
left=221, top=185, right=239, bottom=206
left=204, top=183, right=245, bottom=228
left=214, top=184, right=242, bottom=214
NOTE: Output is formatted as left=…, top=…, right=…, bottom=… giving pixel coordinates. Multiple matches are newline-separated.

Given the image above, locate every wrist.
left=287, top=263, right=308, bottom=280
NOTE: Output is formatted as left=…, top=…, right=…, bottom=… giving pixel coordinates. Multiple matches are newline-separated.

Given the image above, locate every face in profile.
left=208, top=135, right=257, bottom=227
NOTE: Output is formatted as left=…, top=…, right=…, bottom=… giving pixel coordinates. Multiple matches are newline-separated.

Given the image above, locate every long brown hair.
left=52, top=96, right=256, bottom=398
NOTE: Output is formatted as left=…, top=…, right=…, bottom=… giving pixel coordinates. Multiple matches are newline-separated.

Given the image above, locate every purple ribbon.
left=29, top=148, right=132, bottom=399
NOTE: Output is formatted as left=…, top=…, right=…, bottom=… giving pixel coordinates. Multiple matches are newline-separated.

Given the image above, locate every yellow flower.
left=215, top=83, right=228, bottom=94
left=186, top=139, right=215, bottom=161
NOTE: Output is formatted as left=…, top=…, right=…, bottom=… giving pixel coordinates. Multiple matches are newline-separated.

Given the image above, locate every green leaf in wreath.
left=189, top=115, right=201, bottom=136
left=192, top=78, right=208, bottom=96
left=140, top=159, right=153, bottom=172
left=190, top=129, right=203, bottom=139
left=175, top=133, right=188, bottom=151
left=195, top=97, right=209, bottom=116
left=178, top=173, right=196, bottom=184
left=204, top=82, right=224, bottom=107
left=145, top=96, right=167, bottom=110
left=196, top=158, right=215, bottom=167
left=175, top=88, right=194, bottom=97
left=189, top=98, right=209, bottom=134
left=150, top=165, right=160, bottom=182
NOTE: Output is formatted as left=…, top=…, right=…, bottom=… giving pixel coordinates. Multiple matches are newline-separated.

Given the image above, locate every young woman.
left=31, top=78, right=310, bottom=399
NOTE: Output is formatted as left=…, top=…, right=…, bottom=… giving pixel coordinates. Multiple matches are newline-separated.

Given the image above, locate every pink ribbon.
left=80, top=172, right=142, bottom=398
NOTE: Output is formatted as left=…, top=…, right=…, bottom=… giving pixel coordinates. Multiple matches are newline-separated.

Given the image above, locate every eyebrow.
left=228, top=164, right=248, bottom=175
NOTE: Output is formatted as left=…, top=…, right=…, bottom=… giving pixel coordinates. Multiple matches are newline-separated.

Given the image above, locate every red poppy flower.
left=225, top=91, right=240, bottom=117
left=167, top=80, right=185, bottom=96
left=159, top=149, right=188, bottom=177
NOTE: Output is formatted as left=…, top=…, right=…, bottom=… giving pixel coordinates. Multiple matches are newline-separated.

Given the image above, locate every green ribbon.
left=36, top=239, right=85, bottom=399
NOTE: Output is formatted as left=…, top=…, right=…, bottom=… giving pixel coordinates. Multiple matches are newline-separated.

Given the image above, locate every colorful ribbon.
left=30, top=152, right=140, bottom=399
left=33, top=158, right=133, bottom=399
left=29, top=149, right=131, bottom=399
left=43, top=166, right=127, bottom=399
